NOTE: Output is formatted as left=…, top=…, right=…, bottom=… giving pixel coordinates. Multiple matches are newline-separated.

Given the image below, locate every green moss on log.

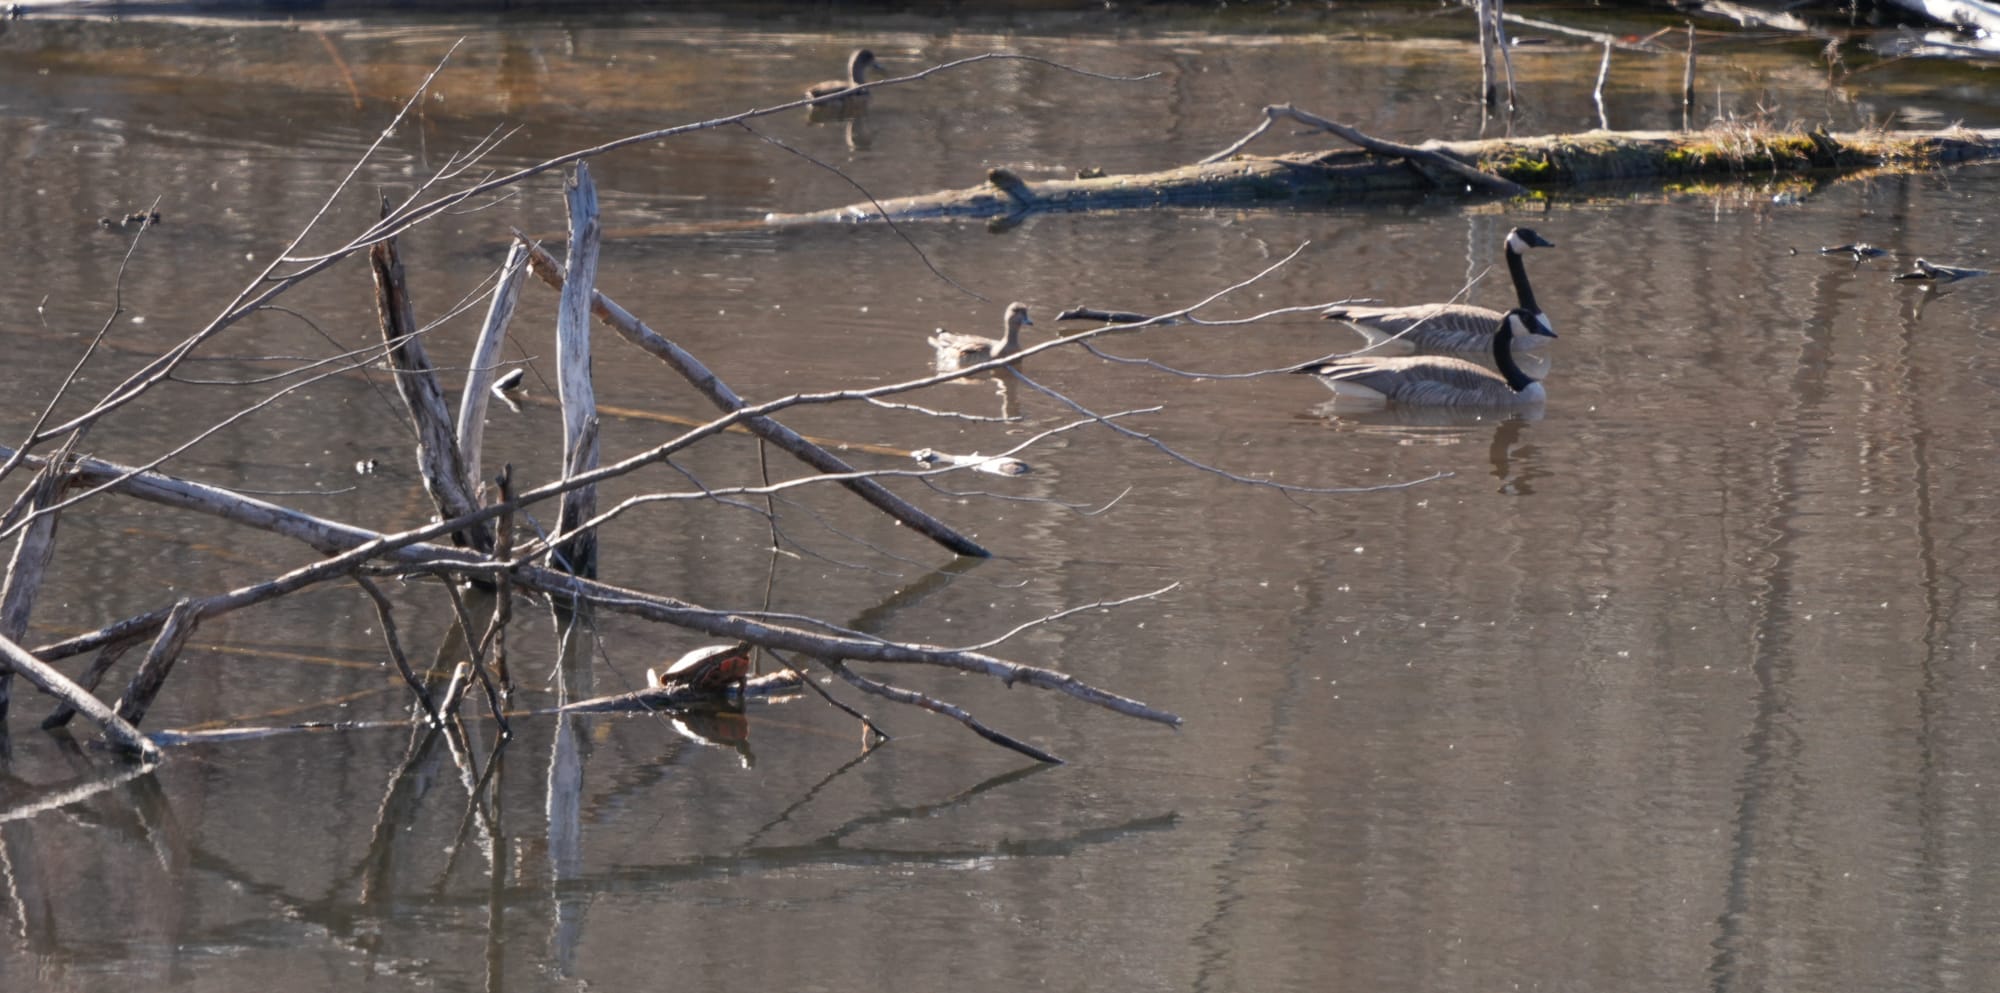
left=764, top=126, right=2000, bottom=226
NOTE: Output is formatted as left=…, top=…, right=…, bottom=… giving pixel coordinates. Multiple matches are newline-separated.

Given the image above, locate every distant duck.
left=930, top=302, right=1033, bottom=373
left=806, top=49, right=883, bottom=108
left=1294, top=307, right=1550, bottom=407
left=1322, top=227, right=1557, bottom=354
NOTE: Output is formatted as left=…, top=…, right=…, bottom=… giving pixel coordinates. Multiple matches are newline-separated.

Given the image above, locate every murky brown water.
left=5, top=5, right=2000, bottom=992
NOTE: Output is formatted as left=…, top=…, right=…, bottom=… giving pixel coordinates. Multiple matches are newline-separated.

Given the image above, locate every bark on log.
left=551, top=164, right=602, bottom=577
left=763, top=125, right=2000, bottom=225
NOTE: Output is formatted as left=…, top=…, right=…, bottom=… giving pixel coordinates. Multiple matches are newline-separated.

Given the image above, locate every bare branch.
left=0, top=633, right=159, bottom=760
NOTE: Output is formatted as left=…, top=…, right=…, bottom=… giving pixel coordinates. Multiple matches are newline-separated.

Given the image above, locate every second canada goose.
left=1294, top=308, right=1551, bottom=407
left=1322, top=227, right=1556, bottom=354
left=930, top=302, right=1033, bottom=372
left=806, top=49, right=882, bottom=107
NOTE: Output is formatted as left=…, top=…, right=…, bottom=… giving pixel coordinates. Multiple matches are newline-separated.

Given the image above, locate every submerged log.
left=764, top=123, right=2000, bottom=225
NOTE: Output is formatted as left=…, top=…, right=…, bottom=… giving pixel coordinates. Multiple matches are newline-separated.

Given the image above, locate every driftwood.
left=0, top=437, right=1183, bottom=756
left=765, top=114, right=2000, bottom=225
left=0, top=634, right=158, bottom=760
left=551, top=164, right=602, bottom=578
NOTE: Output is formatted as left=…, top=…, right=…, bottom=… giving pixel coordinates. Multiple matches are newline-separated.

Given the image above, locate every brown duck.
left=930, top=302, right=1034, bottom=373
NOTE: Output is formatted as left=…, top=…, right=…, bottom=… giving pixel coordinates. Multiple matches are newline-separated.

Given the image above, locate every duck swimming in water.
left=930, top=302, right=1033, bottom=373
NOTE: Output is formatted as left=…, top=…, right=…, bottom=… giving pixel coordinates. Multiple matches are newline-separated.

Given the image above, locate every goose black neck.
left=1491, top=318, right=1536, bottom=392
left=1506, top=242, right=1541, bottom=314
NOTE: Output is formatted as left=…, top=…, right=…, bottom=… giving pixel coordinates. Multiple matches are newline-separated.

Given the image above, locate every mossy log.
left=764, top=126, right=2000, bottom=226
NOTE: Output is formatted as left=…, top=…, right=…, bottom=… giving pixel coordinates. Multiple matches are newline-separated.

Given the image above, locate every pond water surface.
left=4, top=5, right=2000, bottom=992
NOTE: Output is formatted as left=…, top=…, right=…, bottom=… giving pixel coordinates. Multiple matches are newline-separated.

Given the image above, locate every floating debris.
left=1819, top=242, right=1887, bottom=261
left=1893, top=258, right=1991, bottom=283
left=1055, top=306, right=1158, bottom=325
left=911, top=447, right=1032, bottom=477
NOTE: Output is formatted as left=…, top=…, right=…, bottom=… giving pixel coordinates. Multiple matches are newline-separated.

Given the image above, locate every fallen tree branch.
left=5, top=446, right=1183, bottom=731
left=0, top=634, right=158, bottom=761
left=1214, top=104, right=1527, bottom=192
left=824, top=658, right=1065, bottom=764
left=766, top=122, right=2000, bottom=225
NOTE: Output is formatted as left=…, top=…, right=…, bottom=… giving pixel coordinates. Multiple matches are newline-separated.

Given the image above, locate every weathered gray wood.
left=0, top=633, right=159, bottom=760
left=552, top=164, right=602, bottom=577
left=369, top=211, right=491, bottom=554
left=764, top=126, right=2000, bottom=225
left=0, top=448, right=1178, bottom=730
left=457, top=243, right=528, bottom=502
left=516, top=240, right=992, bottom=559
left=112, top=598, right=197, bottom=727
left=0, top=459, right=69, bottom=725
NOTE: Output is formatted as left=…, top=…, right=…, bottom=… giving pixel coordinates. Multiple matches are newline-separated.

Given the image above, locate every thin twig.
left=353, top=575, right=441, bottom=723
left=826, top=659, right=1063, bottom=764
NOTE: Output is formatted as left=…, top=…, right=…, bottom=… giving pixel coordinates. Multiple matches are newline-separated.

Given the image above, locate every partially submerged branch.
left=767, top=117, right=2000, bottom=225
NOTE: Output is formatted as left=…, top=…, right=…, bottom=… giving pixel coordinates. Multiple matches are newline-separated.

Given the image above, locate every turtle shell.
left=654, top=642, right=753, bottom=692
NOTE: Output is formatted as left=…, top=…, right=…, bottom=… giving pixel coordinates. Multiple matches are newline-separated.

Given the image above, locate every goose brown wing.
left=1324, top=303, right=1509, bottom=352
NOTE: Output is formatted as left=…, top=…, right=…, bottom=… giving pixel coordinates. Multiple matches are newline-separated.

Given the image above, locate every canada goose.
left=1294, top=308, right=1550, bottom=407
left=930, top=302, right=1033, bottom=372
left=806, top=49, right=882, bottom=107
left=1322, top=227, right=1556, bottom=354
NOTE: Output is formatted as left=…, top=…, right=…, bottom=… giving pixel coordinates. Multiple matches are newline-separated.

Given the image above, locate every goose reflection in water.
left=1306, top=403, right=1548, bottom=495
